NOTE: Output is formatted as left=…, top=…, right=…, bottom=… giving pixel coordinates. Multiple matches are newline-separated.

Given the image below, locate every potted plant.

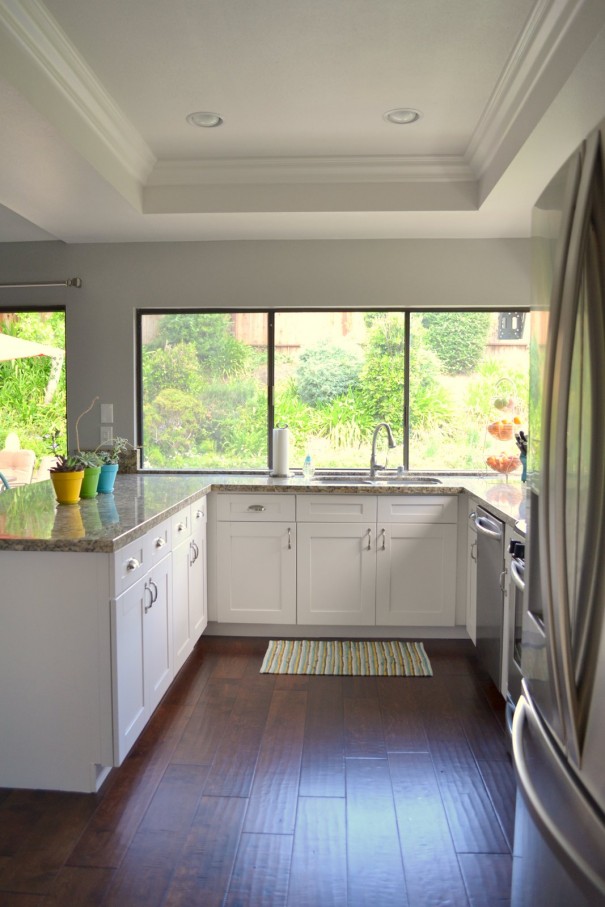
left=97, top=437, right=130, bottom=494
left=49, top=455, right=85, bottom=505
left=73, top=450, right=103, bottom=498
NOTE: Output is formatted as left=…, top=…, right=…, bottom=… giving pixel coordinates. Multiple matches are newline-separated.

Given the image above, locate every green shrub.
left=422, top=312, right=491, bottom=375
left=295, top=342, right=362, bottom=407
left=148, top=313, right=250, bottom=378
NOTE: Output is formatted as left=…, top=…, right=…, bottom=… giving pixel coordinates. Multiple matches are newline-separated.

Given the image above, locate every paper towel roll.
left=272, top=427, right=290, bottom=477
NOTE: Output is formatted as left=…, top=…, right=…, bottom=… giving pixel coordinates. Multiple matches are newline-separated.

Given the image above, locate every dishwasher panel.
left=475, top=506, right=505, bottom=691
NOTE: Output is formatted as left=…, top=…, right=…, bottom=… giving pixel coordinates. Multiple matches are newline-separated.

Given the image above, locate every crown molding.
left=467, top=0, right=594, bottom=176
left=148, top=155, right=474, bottom=187
left=0, top=0, right=155, bottom=185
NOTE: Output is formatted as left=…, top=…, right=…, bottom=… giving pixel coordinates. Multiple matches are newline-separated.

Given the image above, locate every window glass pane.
left=141, top=312, right=268, bottom=469
left=273, top=311, right=405, bottom=469
left=408, top=311, right=530, bottom=472
left=0, top=310, right=66, bottom=475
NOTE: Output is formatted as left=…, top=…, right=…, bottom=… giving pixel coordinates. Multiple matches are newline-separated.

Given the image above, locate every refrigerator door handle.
left=537, top=150, right=582, bottom=742
left=550, top=130, right=600, bottom=765
left=512, top=695, right=605, bottom=899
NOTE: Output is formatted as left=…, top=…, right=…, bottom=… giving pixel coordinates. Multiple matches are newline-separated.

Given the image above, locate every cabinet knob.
left=155, top=537, right=166, bottom=549
left=195, top=509, right=205, bottom=519
left=126, top=557, right=140, bottom=572
left=176, top=522, right=185, bottom=533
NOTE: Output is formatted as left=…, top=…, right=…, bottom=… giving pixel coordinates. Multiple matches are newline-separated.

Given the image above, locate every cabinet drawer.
left=377, top=495, right=458, bottom=524
left=171, top=505, right=191, bottom=542
left=113, top=533, right=150, bottom=596
left=296, top=494, right=377, bottom=523
left=217, top=493, right=295, bottom=522
left=149, top=516, right=171, bottom=566
left=191, top=496, right=207, bottom=525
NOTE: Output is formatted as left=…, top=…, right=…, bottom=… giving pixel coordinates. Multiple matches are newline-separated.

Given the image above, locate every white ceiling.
left=0, top=0, right=604, bottom=243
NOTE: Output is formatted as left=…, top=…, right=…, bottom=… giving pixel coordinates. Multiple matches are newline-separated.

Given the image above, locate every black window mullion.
left=404, top=311, right=410, bottom=470
left=267, top=311, right=275, bottom=471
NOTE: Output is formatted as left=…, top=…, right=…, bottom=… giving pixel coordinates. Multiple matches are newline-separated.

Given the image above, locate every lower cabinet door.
left=172, top=536, right=193, bottom=674
left=297, top=522, right=376, bottom=626
left=112, top=556, right=173, bottom=764
left=216, top=521, right=296, bottom=623
left=190, top=515, right=208, bottom=641
left=375, top=522, right=457, bottom=626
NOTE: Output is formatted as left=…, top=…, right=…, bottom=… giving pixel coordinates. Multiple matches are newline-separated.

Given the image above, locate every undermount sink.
left=312, top=475, right=442, bottom=485
left=367, top=476, right=442, bottom=485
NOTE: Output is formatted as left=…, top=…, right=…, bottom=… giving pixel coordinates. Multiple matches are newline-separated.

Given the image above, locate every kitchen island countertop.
left=0, top=472, right=526, bottom=553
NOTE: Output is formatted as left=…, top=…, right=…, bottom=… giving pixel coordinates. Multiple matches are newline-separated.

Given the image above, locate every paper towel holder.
left=271, top=424, right=293, bottom=478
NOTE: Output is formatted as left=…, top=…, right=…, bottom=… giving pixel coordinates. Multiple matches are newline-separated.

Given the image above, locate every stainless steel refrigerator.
left=511, top=121, right=605, bottom=903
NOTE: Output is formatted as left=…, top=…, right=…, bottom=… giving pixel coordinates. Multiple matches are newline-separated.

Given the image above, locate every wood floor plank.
left=42, top=866, right=115, bottom=906
left=223, top=832, right=293, bottom=907
left=344, top=697, right=386, bottom=758
left=379, top=697, right=429, bottom=753
left=162, top=795, right=247, bottom=907
left=299, top=677, right=345, bottom=798
left=287, top=797, right=347, bottom=907
left=388, top=753, right=469, bottom=907
left=171, top=679, right=240, bottom=766
left=426, top=716, right=509, bottom=854
left=458, top=853, right=513, bottom=907
left=345, top=758, right=408, bottom=907
left=477, top=759, right=517, bottom=851
left=203, top=682, right=275, bottom=798
left=0, top=794, right=98, bottom=895
left=243, top=690, right=307, bottom=835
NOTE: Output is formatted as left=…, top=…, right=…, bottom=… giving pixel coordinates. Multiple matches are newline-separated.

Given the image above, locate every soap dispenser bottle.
left=302, top=454, right=314, bottom=480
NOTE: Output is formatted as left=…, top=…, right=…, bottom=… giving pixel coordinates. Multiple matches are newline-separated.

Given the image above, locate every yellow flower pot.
left=50, top=470, right=84, bottom=505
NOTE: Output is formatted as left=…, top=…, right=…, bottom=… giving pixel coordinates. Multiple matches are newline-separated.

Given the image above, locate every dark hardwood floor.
left=0, top=636, right=515, bottom=907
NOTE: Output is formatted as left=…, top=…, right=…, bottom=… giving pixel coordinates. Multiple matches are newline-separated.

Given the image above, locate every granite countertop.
left=0, top=472, right=527, bottom=553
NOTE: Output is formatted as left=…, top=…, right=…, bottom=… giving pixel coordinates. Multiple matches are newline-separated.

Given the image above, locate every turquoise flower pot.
left=98, top=463, right=119, bottom=493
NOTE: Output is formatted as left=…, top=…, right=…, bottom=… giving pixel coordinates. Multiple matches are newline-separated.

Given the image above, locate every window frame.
left=136, top=306, right=529, bottom=474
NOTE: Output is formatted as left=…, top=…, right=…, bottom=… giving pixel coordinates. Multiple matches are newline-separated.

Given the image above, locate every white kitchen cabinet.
left=467, top=500, right=478, bottom=644
left=297, top=522, right=377, bottom=625
left=190, top=500, right=208, bottom=640
left=172, top=500, right=208, bottom=673
left=216, top=520, right=296, bottom=623
left=375, top=521, right=457, bottom=626
left=216, top=494, right=296, bottom=624
left=112, top=553, right=173, bottom=764
left=295, top=494, right=458, bottom=628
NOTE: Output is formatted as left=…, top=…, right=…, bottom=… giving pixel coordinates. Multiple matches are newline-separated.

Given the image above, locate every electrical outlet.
left=100, top=426, right=113, bottom=446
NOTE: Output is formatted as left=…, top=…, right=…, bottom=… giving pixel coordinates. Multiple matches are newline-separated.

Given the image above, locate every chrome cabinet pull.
left=287, top=527, right=292, bottom=550
left=190, top=539, right=199, bottom=566
left=380, top=528, right=386, bottom=550
left=500, top=570, right=507, bottom=593
left=195, top=509, right=204, bottom=520
left=470, top=540, right=477, bottom=562
left=148, top=578, right=158, bottom=604
left=126, top=557, right=140, bottom=572
left=144, top=582, right=153, bottom=613
left=367, top=528, right=372, bottom=551
left=155, top=537, right=166, bottom=549
left=248, top=504, right=266, bottom=512
left=176, top=522, right=185, bottom=533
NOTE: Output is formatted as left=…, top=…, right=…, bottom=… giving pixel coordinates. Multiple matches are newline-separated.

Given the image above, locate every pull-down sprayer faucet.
left=369, top=422, right=396, bottom=478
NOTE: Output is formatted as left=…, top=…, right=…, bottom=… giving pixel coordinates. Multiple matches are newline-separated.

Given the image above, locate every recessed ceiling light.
left=383, top=108, right=422, bottom=125
left=186, top=111, right=223, bottom=128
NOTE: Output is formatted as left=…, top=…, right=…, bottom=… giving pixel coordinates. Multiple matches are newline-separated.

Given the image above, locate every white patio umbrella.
left=0, top=332, right=64, bottom=361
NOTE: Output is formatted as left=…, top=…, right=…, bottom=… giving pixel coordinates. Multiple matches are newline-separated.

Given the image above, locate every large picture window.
left=139, top=309, right=529, bottom=473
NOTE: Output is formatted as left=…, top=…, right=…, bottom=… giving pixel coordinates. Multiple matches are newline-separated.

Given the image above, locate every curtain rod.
left=0, top=277, right=82, bottom=289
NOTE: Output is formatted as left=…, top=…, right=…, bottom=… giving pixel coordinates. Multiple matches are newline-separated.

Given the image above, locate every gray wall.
left=0, top=237, right=530, bottom=450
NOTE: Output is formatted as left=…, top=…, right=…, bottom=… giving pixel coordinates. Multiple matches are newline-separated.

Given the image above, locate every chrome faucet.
left=369, top=422, right=396, bottom=478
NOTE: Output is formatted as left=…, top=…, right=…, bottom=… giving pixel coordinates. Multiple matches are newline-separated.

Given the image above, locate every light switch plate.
left=100, top=426, right=113, bottom=445
left=100, top=403, right=113, bottom=423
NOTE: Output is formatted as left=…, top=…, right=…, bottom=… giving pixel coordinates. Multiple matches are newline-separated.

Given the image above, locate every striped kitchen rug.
left=260, top=639, right=432, bottom=677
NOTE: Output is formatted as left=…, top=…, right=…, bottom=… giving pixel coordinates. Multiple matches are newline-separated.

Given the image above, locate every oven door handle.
left=510, top=557, right=525, bottom=592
